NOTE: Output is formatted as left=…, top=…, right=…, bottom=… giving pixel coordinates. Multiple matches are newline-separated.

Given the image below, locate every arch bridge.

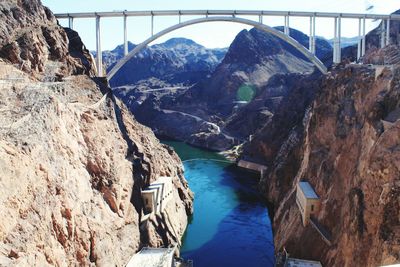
left=54, top=10, right=400, bottom=79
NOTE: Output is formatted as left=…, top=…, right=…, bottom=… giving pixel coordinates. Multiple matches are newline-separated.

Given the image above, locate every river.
left=162, top=140, right=275, bottom=267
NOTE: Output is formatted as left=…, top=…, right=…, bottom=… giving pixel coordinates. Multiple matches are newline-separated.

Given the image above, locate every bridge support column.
left=380, top=20, right=386, bottom=48
left=309, top=16, right=316, bottom=54
left=96, top=15, right=103, bottom=77
left=151, top=13, right=154, bottom=36
left=68, top=17, right=74, bottom=30
left=386, top=19, right=391, bottom=46
left=357, top=18, right=362, bottom=60
left=333, top=16, right=341, bottom=64
left=123, top=14, right=128, bottom=56
left=361, top=17, right=366, bottom=57
left=284, top=15, right=289, bottom=35
left=333, top=17, right=337, bottom=63
left=337, top=16, right=341, bottom=63
left=259, top=15, right=263, bottom=24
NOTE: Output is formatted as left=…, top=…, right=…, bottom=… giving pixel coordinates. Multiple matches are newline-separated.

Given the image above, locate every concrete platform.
left=285, top=257, right=323, bottom=267
left=237, top=159, right=267, bottom=177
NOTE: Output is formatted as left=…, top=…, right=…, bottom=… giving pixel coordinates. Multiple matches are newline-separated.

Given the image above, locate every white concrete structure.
left=95, top=15, right=102, bottom=77
left=141, top=176, right=173, bottom=215
left=126, top=247, right=176, bottom=267
left=285, top=257, right=323, bottom=267
left=237, top=159, right=268, bottom=178
left=296, top=181, right=320, bottom=226
left=55, top=10, right=400, bottom=77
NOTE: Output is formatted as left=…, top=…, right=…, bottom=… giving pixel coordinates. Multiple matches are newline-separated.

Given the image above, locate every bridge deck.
left=55, top=10, right=400, bottom=20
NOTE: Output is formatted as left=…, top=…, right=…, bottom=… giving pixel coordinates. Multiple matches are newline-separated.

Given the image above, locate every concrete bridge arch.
left=107, top=16, right=328, bottom=81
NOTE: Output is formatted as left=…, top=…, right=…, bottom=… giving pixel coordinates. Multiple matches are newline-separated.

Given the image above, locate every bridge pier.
left=124, top=14, right=128, bottom=56
left=309, top=16, right=316, bottom=54
left=96, top=15, right=103, bottom=76
left=380, top=20, right=386, bottom=48
left=68, top=16, right=74, bottom=30
left=284, top=15, right=289, bottom=35
left=337, top=16, right=341, bottom=63
left=361, top=17, right=366, bottom=57
left=333, top=16, right=341, bottom=64
left=386, top=19, right=391, bottom=45
left=151, top=13, right=154, bottom=36
left=357, top=18, right=362, bottom=60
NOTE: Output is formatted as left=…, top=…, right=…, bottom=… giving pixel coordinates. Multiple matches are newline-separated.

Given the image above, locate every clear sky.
left=41, top=0, right=399, bottom=51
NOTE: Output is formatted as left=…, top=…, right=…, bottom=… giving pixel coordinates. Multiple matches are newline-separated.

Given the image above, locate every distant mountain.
left=119, top=26, right=334, bottom=150
left=328, top=36, right=359, bottom=48
left=93, top=41, right=136, bottom=69
left=179, top=27, right=333, bottom=116
left=96, top=38, right=228, bottom=87
left=274, top=26, right=333, bottom=63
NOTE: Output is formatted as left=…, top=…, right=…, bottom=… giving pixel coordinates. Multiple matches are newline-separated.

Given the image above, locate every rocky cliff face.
left=242, top=47, right=400, bottom=266
left=104, top=38, right=227, bottom=87
left=0, top=1, right=193, bottom=266
left=0, top=0, right=95, bottom=80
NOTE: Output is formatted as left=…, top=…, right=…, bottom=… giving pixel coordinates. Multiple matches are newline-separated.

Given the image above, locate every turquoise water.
left=163, top=141, right=275, bottom=267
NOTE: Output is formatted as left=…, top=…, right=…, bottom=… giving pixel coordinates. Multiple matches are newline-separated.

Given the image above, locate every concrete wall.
left=141, top=176, right=174, bottom=216
left=237, top=160, right=267, bottom=177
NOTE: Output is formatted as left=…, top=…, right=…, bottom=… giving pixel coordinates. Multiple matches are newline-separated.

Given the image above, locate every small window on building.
left=311, top=205, right=314, bottom=212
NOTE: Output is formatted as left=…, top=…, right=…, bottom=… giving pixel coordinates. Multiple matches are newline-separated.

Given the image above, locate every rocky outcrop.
left=104, top=38, right=227, bottom=87
left=242, top=51, right=400, bottom=265
left=0, top=1, right=193, bottom=266
left=0, top=0, right=95, bottom=80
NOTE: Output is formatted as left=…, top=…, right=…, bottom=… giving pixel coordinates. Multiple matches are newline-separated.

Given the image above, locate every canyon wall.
left=243, top=46, right=400, bottom=266
left=0, top=0, right=193, bottom=266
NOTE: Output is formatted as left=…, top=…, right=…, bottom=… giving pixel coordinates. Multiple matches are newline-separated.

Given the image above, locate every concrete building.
left=127, top=247, right=176, bottom=267
left=141, top=176, right=173, bottom=215
left=285, top=257, right=323, bottom=267
left=126, top=246, right=193, bottom=267
left=296, top=181, right=320, bottom=226
left=237, top=159, right=268, bottom=178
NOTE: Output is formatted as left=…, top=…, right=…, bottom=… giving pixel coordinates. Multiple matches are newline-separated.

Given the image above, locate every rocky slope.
left=0, top=0, right=193, bottom=266
left=102, top=38, right=227, bottom=87
left=242, top=45, right=400, bottom=266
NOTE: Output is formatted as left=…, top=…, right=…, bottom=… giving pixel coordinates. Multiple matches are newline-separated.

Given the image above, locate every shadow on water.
left=162, top=140, right=275, bottom=267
